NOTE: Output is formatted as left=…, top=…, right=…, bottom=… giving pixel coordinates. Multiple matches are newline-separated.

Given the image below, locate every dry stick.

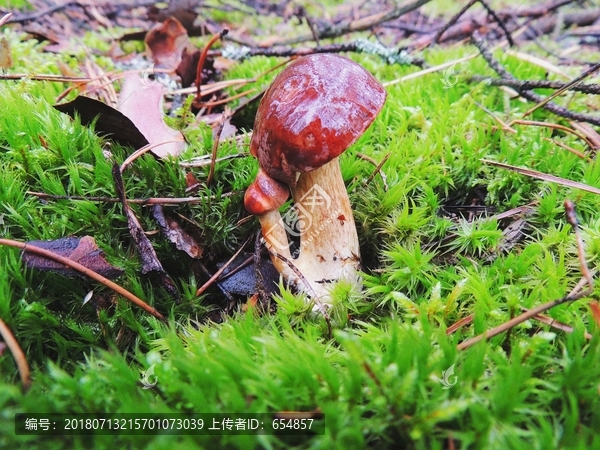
left=471, top=32, right=600, bottom=127
left=271, top=0, right=432, bottom=46
left=0, top=317, right=31, bottom=392
left=458, top=201, right=595, bottom=351
left=206, top=107, right=233, bottom=186
left=523, top=308, right=593, bottom=339
left=209, top=42, right=424, bottom=65
left=522, top=62, right=600, bottom=118
left=200, top=88, right=257, bottom=108
left=472, top=99, right=517, bottom=133
left=457, top=290, right=590, bottom=350
left=0, top=238, right=165, bottom=321
left=510, top=120, right=595, bottom=149
left=0, top=12, right=12, bottom=26
left=543, top=137, right=591, bottom=162
left=565, top=200, right=594, bottom=288
left=362, top=152, right=391, bottom=188
left=195, top=234, right=253, bottom=297
left=481, top=159, right=600, bottom=195
left=0, top=74, right=91, bottom=82
left=470, top=76, right=600, bottom=96
left=434, top=0, right=514, bottom=46
left=120, top=139, right=186, bottom=173
left=195, top=29, right=229, bottom=106
left=26, top=191, right=238, bottom=205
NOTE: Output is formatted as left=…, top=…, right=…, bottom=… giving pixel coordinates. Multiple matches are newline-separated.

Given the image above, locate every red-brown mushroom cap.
left=244, top=168, right=290, bottom=215
left=250, top=53, right=387, bottom=186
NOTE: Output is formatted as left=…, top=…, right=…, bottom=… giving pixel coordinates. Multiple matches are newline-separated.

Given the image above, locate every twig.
left=27, top=191, right=238, bottom=204
left=510, top=120, right=595, bottom=149
left=522, top=62, right=600, bottom=118
left=434, top=0, right=479, bottom=44
left=523, top=308, right=593, bottom=339
left=195, top=29, right=229, bottom=107
left=269, top=0, right=432, bottom=46
left=206, top=107, right=233, bottom=186
left=481, top=159, right=600, bottom=195
left=471, top=32, right=600, bottom=127
left=3, top=2, right=79, bottom=23
left=213, top=42, right=422, bottom=66
left=120, top=139, right=185, bottom=173
left=564, top=200, right=594, bottom=288
left=0, top=317, right=31, bottom=392
left=470, top=76, right=600, bottom=96
left=0, top=238, right=165, bottom=321
left=0, top=12, right=12, bottom=27
left=360, top=152, right=391, bottom=189
left=433, top=0, right=513, bottom=46
left=457, top=288, right=590, bottom=350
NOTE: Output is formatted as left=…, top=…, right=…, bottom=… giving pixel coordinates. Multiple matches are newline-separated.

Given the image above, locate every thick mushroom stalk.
left=247, top=53, right=387, bottom=303
left=287, top=157, right=360, bottom=298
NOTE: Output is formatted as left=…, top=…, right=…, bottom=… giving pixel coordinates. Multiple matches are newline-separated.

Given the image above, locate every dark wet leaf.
left=54, top=96, right=149, bottom=149
left=112, top=163, right=180, bottom=299
left=217, top=252, right=280, bottom=296
left=22, top=236, right=124, bottom=279
left=152, top=205, right=203, bottom=259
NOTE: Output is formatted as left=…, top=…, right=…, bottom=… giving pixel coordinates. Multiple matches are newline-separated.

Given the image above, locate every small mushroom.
left=246, top=53, right=386, bottom=302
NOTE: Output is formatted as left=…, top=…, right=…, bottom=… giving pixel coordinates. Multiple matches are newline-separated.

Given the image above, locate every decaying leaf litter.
left=1, top=0, right=600, bottom=448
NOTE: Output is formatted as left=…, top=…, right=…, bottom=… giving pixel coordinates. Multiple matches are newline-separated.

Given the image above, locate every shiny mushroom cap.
left=250, top=53, right=387, bottom=186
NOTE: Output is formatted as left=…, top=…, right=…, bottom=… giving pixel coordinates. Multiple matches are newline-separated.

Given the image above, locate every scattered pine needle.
left=481, top=159, right=600, bottom=196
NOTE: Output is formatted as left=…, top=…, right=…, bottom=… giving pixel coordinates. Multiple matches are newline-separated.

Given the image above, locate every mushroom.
left=246, top=53, right=387, bottom=303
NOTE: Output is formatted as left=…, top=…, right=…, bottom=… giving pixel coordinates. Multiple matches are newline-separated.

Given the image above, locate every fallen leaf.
left=0, top=37, right=12, bottom=70
left=117, top=72, right=186, bottom=158
left=112, top=163, right=179, bottom=299
left=175, top=47, right=200, bottom=88
left=145, top=16, right=191, bottom=70
left=216, top=252, right=280, bottom=296
left=54, top=96, right=149, bottom=149
left=152, top=205, right=203, bottom=259
left=22, top=236, right=124, bottom=279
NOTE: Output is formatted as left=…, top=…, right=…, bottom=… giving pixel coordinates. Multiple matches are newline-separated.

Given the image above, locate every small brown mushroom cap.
left=250, top=53, right=387, bottom=186
left=244, top=168, right=290, bottom=215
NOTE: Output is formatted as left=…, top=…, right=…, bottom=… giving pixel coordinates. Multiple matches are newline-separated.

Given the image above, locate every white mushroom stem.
left=257, top=210, right=299, bottom=285
left=288, top=157, right=361, bottom=301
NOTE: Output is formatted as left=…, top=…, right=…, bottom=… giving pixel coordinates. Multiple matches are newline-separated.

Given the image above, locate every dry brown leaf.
left=0, top=37, right=12, bottom=70
left=117, top=72, right=185, bottom=158
left=145, top=16, right=191, bottom=70
left=22, top=236, right=124, bottom=279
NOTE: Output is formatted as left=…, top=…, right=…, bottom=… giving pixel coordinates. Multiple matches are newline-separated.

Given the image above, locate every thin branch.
left=26, top=191, right=238, bottom=205
left=0, top=238, right=165, bottom=321
left=469, top=76, right=600, bottom=96
left=0, top=317, right=31, bottom=392
left=471, top=32, right=600, bottom=127
left=269, top=0, right=432, bottom=46
left=457, top=288, right=590, bottom=350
